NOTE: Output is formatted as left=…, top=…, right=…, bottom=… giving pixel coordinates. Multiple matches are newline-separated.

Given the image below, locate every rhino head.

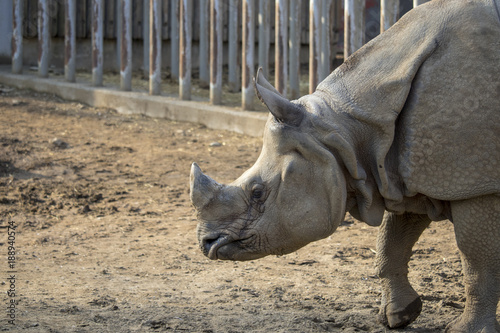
left=190, top=69, right=353, bottom=261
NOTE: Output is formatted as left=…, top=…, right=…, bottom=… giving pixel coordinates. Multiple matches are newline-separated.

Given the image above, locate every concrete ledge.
left=0, top=69, right=268, bottom=137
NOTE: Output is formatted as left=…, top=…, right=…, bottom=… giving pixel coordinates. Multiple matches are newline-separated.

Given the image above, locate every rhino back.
left=397, top=0, right=500, bottom=200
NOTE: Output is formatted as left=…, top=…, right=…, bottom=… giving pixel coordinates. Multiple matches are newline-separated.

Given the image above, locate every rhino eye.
left=251, top=184, right=265, bottom=200
left=252, top=189, right=263, bottom=199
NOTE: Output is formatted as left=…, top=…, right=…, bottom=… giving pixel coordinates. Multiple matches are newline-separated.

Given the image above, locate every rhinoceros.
left=190, top=0, right=500, bottom=331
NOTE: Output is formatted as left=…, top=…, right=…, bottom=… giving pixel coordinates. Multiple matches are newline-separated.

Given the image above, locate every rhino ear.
left=254, top=68, right=304, bottom=127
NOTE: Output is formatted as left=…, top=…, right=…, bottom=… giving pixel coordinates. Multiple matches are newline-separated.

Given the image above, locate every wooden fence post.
left=199, top=0, right=210, bottom=88
left=309, top=0, right=319, bottom=93
left=380, top=0, right=399, bottom=33
left=413, top=0, right=428, bottom=7
left=179, top=0, right=192, bottom=100
left=258, top=0, right=271, bottom=78
left=171, top=1, right=180, bottom=81
left=12, top=0, right=23, bottom=74
left=275, top=0, right=288, bottom=97
left=38, top=0, right=50, bottom=78
left=344, top=0, right=365, bottom=59
left=320, top=0, right=332, bottom=81
left=242, top=0, right=255, bottom=110
left=143, top=0, right=150, bottom=78
left=209, top=0, right=222, bottom=104
left=121, top=0, right=132, bottom=91
left=92, top=0, right=104, bottom=86
left=289, top=0, right=301, bottom=99
left=65, top=0, right=76, bottom=82
left=149, top=0, right=162, bottom=95
left=228, top=0, right=240, bottom=93
left=116, top=0, right=121, bottom=70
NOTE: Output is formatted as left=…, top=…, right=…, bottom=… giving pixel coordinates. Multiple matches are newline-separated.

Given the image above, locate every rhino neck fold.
left=302, top=106, right=388, bottom=227
left=295, top=6, right=444, bottom=226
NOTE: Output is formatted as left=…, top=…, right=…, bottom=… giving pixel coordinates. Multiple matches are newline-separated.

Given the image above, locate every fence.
left=10, top=0, right=429, bottom=111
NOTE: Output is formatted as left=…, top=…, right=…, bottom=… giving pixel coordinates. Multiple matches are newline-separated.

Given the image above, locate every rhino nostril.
left=203, top=236, right=218, bottom=252
left=201, top=234, right=221, bottom=254
left=201, top=234, right=232, bottom=259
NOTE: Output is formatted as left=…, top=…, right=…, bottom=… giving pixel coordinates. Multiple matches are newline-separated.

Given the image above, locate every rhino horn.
left=190, top=163, right=220, bottom=210
left=254, top=68, right=304, bottom=127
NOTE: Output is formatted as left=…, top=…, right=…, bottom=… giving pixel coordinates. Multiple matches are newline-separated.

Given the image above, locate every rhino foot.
left=378, top=297, right=422, bottom=329
left=444, top=316, right=500, bottom=333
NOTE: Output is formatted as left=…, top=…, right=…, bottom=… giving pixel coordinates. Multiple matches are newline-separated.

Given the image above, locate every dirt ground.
left=0, top=85, right=496, bottom=332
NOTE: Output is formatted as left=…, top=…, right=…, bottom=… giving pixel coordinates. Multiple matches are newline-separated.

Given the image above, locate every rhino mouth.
left=201, top=233, right=255, bottom=260
left=201, top=234, right=232, bottom=259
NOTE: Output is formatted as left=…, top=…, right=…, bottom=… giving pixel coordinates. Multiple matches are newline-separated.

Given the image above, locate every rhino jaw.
left=190, top=162, right=220, bottom=210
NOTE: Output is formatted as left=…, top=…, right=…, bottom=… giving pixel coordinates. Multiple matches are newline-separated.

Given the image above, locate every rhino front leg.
left=446, top=196, right=500, bottom=333
left=376, top=212, right=431, bottom=328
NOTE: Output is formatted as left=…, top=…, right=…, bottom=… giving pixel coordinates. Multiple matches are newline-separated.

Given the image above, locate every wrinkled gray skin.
left=190, top=0, right=500, bottom=331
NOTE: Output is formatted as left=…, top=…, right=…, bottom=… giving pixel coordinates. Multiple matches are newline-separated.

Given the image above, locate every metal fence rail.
left=11, top=0, right=428, bottom=111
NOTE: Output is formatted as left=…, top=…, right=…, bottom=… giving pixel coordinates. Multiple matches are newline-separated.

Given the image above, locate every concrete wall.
left=0, top=1, right=13, bottom=64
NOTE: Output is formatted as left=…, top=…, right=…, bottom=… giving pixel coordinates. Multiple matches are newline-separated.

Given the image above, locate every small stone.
left=209, top=142, right=222, bottom=147
left=79, top=205, right=91, bottom=214
left=51, top=138, right=70, bottom=149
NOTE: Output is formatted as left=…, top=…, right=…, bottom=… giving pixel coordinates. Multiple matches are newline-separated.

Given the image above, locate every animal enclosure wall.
left=9, top=0, right=420, bottom=110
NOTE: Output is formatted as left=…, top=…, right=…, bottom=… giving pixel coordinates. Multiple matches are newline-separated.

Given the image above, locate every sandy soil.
left=0, top=85, right=496, bottom=332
